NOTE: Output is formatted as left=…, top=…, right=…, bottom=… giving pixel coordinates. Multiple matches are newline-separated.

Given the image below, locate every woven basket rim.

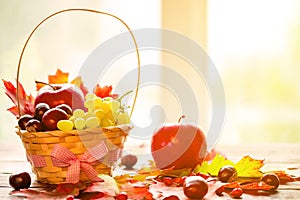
left=16, top=124, right=132, bottom=138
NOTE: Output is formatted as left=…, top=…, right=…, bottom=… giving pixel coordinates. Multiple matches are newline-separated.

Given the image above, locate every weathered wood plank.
left=0, top=143, right=299, bottom=199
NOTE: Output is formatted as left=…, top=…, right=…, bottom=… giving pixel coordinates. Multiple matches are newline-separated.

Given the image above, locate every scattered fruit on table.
left=261, top=173, right=280, bottom=189
left=151, top=116, right=207, bottom=169
left=163, top=195, right=180, bottom=200
left=230, top=187, right=243, bottom=198
left=115, top=192, right=128, bottom=200
left=183, top=176, right=208, bottom=199
left=120, top=154, right=138, bottom=169
left=34, top=83, right=85, bottom=110
left=9, top=172, right=31, bottom=190
left=218, top=165, right=238, bottom=183
left=163, top=177, right=173, bottom=186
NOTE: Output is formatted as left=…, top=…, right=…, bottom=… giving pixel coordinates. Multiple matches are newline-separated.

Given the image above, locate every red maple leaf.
left=2, top=79, right=34, bottom=117
left=94, top=84, right=118, bottom=99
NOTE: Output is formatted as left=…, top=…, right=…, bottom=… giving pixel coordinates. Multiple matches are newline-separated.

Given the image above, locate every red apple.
left=42, top=108, right=68, bottom=130
left=34, top=84, right=84, bottom=110
left=151, top=123, right=207, bottom=169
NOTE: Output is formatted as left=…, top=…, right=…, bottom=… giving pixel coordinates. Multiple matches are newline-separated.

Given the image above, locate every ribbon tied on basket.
left=50, top=141, right=108, bottom=184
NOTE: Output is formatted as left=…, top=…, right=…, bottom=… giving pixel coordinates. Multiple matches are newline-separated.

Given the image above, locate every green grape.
left=73, top=109, right=85, bottom=118
left=84, top=99, right=95, bottom=109
left=94, top=109, right=105, bottom=120
left=117, top=112, right=130, bottom=125
left=74, top=118, right=86, bottom=130
left=57, top=120, right=74, bottom=131
left=111, top=100, right=121, bottom=112
left=101, top=118, right=113, bottom=127
left=83, top=112, right=93, bottom=120
left=85, top=93, right=96, bottom=100
left=100, top=102, right=110, bottom=113
left=69, top=116, right=75, bottom=122
left=94, top=97, right=102, bottom=107
left=105, top=110, right=116, bottom=124
left=85, top=117, right=100, bottom=128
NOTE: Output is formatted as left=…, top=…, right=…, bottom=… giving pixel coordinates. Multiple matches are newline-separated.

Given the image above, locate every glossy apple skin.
left=34, top=84, right=84, bottom=110
left=151, top=123, right=207, bottom=169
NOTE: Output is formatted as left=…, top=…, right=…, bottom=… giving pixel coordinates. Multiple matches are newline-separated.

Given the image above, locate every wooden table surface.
left=0, top=142, right=300, bottom=199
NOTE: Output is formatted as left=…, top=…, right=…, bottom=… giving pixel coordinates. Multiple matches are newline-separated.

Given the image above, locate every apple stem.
left=178, top=115, right=186, bottom=123
left=35, top=80, right=56, bottom=90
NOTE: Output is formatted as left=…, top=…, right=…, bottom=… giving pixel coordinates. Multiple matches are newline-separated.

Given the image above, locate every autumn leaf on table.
left=193, top=154, right=235, bottom=176
left=223, top=181, right=274, bottom=191
left=2, top=79, right=34, bottom=117
left=10, top=189, right=70, bottom=200
left=235, top=156, right=264, bottom=177
left=264, top=170, right=297, bottom=183
left=194, top=154, right=264, bottom=178
left=119, top=182, right=153, bottom=200
left=84, top=174, right=118, bottom=197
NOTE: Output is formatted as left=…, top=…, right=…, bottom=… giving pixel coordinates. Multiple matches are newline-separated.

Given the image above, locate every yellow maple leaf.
left=234, top=155, right=264, bottom=177
left=193, top=154, right=264, bottom=178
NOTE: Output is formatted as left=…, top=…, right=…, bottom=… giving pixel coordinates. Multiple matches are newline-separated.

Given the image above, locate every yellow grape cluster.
left=57, top=93, right=130, bottom=131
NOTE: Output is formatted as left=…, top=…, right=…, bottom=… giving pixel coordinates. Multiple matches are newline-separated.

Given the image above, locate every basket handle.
left=16, top=8, right=140, bottom=118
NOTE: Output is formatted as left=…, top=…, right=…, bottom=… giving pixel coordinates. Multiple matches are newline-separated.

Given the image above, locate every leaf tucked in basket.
left=94, top=84, right=118, bottom=99
left=2, top=79, right=34, bottom=117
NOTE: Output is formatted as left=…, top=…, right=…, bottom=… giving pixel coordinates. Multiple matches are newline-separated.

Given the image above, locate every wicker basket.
left=14, top=9, right=140, bottom=184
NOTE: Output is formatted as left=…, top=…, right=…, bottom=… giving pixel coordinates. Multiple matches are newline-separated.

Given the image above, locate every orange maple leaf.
left=48, top=69, right=69, bottom=84
left=36, top=69, right=69, bottom=90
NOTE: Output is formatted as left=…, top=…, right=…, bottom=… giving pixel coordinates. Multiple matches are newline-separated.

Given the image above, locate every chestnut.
left=9, top=172, right=31, bottom=190
left=261, top=173, right=280, bottom=189
left=218, top=165, right=238, bottom=182
left=183, top=176, right=208, bottom=199
left=120, top=154, right=137, bottom=169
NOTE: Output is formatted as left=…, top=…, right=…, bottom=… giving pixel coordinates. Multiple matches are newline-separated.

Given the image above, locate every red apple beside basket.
left=9, top=9, right=140, bottom=184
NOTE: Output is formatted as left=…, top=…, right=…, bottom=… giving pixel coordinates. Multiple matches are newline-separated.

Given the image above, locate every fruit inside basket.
left=4, top=68, right=134, bottom=184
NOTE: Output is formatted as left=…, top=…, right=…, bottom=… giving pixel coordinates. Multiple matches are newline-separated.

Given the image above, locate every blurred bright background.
left=1, top=0, right=300, bottom=147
